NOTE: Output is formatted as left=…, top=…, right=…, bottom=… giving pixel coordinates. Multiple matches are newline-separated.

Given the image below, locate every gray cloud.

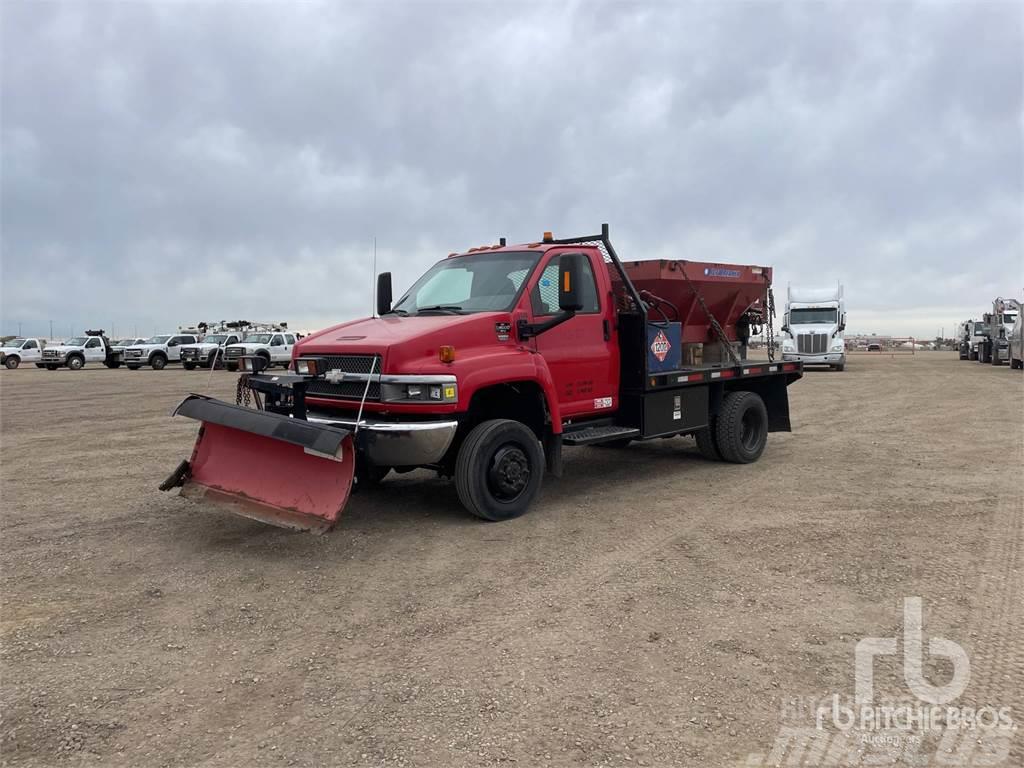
left=2, top=0, right=1021, bottom=339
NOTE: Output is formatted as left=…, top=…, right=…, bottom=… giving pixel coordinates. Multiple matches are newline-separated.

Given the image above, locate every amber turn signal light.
left=439, top=345, right=456, bottom=363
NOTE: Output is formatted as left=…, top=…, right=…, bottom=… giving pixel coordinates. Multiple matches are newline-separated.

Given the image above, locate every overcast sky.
left=2, top=0, right=1021, bottom=340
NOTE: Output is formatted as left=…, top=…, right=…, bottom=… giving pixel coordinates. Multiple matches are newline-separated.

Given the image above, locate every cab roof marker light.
left=542, top=231, right=554, bottom=242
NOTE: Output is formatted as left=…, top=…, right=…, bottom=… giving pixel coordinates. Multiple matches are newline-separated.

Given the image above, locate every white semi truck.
left=780, top=284, right=847, bottom=371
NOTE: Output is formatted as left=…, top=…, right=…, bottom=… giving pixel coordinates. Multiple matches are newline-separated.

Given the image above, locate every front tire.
left=455, top=419, right=544, bottom=521
left=182, top=362, right=196, bottom=370
left=151, top=355, right=167, bottom=370
left=67, top=356, right=84, bottom=370
left=714, top=391, right=768, bottom=464
left=4, top=357, right=20, bottom=369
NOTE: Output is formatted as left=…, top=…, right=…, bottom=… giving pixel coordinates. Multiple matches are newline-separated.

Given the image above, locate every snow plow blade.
left=162, top=395, right=355, bottom=533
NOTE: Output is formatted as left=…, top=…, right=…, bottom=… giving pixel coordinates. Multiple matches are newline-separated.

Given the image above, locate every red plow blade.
left=163, top=395, right=355, bottom=533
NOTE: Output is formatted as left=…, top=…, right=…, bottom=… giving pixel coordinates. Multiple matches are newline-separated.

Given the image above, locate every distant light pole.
left=49, top=320, right=54, bottom=340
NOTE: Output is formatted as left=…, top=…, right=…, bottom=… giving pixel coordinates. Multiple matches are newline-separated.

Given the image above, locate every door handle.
left=603, top=319, right=611, bottom=341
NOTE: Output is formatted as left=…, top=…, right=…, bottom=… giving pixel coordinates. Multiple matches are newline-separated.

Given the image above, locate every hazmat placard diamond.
left=651, top=329, right=671, bottom=362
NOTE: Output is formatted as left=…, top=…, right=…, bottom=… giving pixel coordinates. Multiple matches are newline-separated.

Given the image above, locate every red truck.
left=162, top=225, right=802, bottom=532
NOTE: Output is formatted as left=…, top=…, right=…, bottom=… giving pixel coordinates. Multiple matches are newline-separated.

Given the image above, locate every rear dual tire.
left=456, top=419, right=544, bottom=522
left=695, top=391, right=768, bottom=464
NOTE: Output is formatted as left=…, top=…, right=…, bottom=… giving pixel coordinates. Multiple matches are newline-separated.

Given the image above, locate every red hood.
left=295, top=312, right=513, bottom=372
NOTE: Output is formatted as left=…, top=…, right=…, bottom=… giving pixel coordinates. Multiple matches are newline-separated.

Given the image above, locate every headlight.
left=783, top=342, right=795, bottom=351
left=295, top=357, right=325, bottom=377
left=831, top=343, right=844, bottom=351
left=381, top=379, right=458, bottom=403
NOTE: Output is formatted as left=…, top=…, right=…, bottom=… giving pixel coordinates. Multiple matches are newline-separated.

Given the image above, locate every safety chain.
left=235, top=374, right=261, bottom=409
left=766, top=288, right=776, bottom=362
left=677, top=261, right=742, bottom=366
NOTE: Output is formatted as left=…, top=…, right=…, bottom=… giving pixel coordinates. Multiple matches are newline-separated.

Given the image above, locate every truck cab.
left=180, top=333, right=243, bottom=370
left=780, top=285, right=847, bottom=371
left=224, top=331, right=296, bottom=372
left=1, top=338, right=43, bottom=369
left=124, top=334, right=199, bottom=370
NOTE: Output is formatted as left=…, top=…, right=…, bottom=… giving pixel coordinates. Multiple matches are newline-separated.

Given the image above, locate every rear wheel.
left=694, top=420, right=722, bottom=460
left=455, top=419, right=544, bottom=521
left=151, top=354, right=167, bottom=370
left=67, top=356, right=84, bottom=370
left=715, top=391, right=768, bottom=464
left=4, top=356, right=20, bottom=369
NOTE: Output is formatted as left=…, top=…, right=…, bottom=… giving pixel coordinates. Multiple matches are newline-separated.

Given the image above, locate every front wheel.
left=151, top=355, right=167, bottom=370
left=715, top=391, right=768, bottom=464
left=67, top=356, right=84, bottom=370
left=4, top=357, right=19, bottom=369
left=455, top=419, right=544, bottom=521
left=182, top=362, right=196, bottom=370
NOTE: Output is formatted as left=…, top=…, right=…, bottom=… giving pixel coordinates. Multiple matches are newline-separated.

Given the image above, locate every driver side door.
left=526, top=252, right=618, bottom=419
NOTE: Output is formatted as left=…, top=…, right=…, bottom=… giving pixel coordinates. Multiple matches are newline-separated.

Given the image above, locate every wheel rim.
left=740, top=409, right=764, bottom=451
left=69, top=358, right=82, bottom=369
left=486, top=444, right=531, bottom=502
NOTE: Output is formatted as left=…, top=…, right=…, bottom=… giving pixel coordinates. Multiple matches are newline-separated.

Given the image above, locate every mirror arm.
left=517, top=310, right=576, bottom=340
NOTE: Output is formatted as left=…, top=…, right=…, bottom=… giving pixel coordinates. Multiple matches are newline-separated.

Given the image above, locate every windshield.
left=973, top=323, right=987, bottom=334
left=1001, top=314, right=1017, bottom=326
left=244, top=334, right=272, bottom=344
left=203, top=334, right=229, bottom=344
left=65, top=337, right=89, bottom=345
left=143, top=335, right=170, bottom=344
left=2, top=339, right=26, bottom=348
left=393, top=251, right=541, bottom=314
left=790, top=308, right=838, bottom=325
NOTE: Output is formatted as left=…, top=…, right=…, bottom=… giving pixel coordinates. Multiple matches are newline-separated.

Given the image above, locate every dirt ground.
left=1, top=353, right=1021, bottom=767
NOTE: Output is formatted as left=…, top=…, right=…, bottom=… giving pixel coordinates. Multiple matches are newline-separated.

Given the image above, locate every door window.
left=24, top=340, right=37, bottom=349
left=531, top=257, right=600, bottom=316
left=285, top=334, right=295, bottom=345
left=85, top=338, right=101, bottom=348
left=270, top=335, right=283, bottom=347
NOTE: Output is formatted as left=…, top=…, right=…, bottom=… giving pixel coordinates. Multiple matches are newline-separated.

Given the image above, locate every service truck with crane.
left=161, top=225, right=802, bottom=533
left=977, top=298, right=1020, bottom=366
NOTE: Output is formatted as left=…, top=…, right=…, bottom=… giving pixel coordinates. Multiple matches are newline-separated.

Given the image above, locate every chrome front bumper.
left=306, top=412, right=458, bottom=466
left=782, top=352, right=844, bottom=365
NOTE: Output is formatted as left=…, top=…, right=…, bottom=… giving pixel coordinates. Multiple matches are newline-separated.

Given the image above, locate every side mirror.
left=839, top=313, right=846, bottom=331
left=558, top=253, right=585, bottom=313
left=377, top=272, right=393, bottom=315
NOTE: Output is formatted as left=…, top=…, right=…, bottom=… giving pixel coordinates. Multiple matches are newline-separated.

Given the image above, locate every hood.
left=788, top=324, right=840, bottom=335
left=44, top=344, right=81, bottom=353
left=229, top=341, right=270, bottom=350
left=297, top=312, right=513, bottom=370
left=129, top=343, right=164, bottom=350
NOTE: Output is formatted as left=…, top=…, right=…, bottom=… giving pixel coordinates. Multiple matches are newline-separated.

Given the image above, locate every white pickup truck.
left=124, top=333, right=199, bottom=370
left=1, top=338, right=43, bottom=369
left=223, top=331, right=297, bottom=372
left=41, top=332, right=123, bottom=370
left=179, top=332, right=243, bottom=370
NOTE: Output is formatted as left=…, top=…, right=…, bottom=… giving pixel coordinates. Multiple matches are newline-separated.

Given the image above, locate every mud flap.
left=164, top=395, right=355, bottom=533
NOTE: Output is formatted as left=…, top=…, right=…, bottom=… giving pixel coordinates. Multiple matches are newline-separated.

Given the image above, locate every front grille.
left=127, top=349, right=143, bottom=358
left=43, top=350, right=59, bottom=359
left=181, top=349, right=198, bottom=359
left=302, top=354, right=382, bottom=401
left=225, top=347, right=243, bottom=359
left=797, top=333, right=828, bottom=354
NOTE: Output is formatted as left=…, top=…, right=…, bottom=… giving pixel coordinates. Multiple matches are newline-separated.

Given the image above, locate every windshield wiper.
left=415, top=305, right=466, bottom=315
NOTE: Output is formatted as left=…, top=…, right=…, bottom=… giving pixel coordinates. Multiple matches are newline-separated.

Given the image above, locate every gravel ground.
left=1, top=353, right=1021, bottom=767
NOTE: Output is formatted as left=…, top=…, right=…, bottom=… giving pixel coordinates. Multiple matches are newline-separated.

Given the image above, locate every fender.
left=457, top=349, right=563, bottom=433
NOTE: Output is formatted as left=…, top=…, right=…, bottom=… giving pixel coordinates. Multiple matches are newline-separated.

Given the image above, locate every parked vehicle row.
left=957, top=298, right=1022, bottom=369
left=1, top=322, right=299, bottom=372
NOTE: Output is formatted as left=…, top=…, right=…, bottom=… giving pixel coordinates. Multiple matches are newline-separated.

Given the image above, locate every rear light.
left=439, top=345, right=456, bottom=363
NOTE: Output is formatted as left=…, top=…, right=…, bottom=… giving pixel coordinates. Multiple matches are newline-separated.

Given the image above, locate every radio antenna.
left=371, top=236, right=377, bottom=318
